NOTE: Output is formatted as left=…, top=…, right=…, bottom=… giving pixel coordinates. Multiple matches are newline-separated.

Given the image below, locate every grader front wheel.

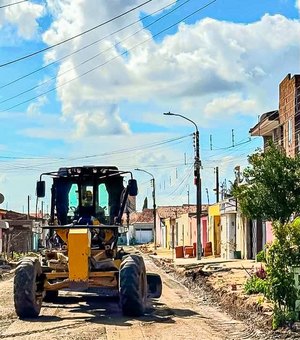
left=14, top=258, right=43, bottom=319
left=119, top=255, right=147, bottom=316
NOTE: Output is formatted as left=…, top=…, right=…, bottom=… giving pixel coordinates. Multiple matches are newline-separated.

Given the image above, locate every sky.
left=0, top=0, right=299, bottom=213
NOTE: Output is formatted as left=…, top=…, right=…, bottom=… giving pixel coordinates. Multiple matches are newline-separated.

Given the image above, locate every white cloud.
left=0, top=1, right=45, bottom=40
left=296, top=0, right=300, bottom=10
left=0, top=174, right=7, bottom=184
left=38, top=3, right=300, bottom=136
left=27, top=96, right=48, bottom=116
left=204, top=94, right=257, bottom=118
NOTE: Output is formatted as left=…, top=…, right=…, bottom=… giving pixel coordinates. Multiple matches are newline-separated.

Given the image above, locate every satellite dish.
left=0, top=193, right=4, bottom=205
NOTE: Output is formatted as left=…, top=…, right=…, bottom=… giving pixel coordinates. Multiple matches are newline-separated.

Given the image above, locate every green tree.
left=142, top=197, right=148, bottom=210
left=233, top=143, right=300, bottom=328
left=233, top=143, right=300, bottom=224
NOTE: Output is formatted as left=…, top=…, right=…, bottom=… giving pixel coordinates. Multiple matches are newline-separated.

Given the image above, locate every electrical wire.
left=0, top=0, right=28, bottom=9
left=0, top=134, right=192, bottom=171
left=1, top=0, right=218, bottom=112
left=166, top=164, right=194, bottom=198
left=0, top=0, right=193, bottom=105
left=0, top=0, right=153, bottom=68
left=0, top=0, right=182, bottom=89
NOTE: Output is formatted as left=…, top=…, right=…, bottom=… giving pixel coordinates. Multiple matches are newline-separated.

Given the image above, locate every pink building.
left=265, top=221, right=275, bottom=244
left=191, top=215, right=208, bottom=252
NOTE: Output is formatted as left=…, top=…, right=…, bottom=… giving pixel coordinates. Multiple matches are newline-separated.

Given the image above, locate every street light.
left=163, top=111, right=202, bottom=260
left=135, top=168, right=157, bottom=250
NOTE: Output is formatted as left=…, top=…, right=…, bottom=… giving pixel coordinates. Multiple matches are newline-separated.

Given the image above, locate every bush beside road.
left=138, top=244, right=300, bottom=338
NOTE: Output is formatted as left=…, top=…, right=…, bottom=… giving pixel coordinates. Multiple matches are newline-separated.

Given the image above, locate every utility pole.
left=164, top=112, right=202, bottom=260
left=206, top=188, right=210, bottom=205
left=152, top=177, right=157, bottom=250
left=41, top=201, right=44, bottom=222
left=27, top=195, right=30, bottom=220
left=135, top=169, right=157, bottom=250
left=195, top=129, right=202, bottom=260
left=215, top=166, right=219, bottom=203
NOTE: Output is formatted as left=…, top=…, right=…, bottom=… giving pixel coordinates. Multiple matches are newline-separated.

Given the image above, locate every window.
left=288, top=119, right=292, bottom=146
left=97, top=183, right=109, bottom=223
left=67, top=183, right=79, bottom=221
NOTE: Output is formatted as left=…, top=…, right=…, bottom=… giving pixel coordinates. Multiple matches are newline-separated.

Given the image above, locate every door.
left=136, top=229, right=153, bottom=244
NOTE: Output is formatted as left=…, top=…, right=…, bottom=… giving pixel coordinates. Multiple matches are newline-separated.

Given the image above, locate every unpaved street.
left=0, top=257, right=267, bottom=340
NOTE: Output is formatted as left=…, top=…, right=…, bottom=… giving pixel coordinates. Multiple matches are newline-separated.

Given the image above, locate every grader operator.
left=13, top=166, right=162, bottom=319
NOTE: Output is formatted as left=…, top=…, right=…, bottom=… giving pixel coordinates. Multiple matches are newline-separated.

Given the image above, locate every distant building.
left=250, top=73, right=300, bottom=155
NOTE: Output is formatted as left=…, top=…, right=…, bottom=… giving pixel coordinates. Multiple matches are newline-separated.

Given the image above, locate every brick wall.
left=279, top=74, right=300, bottom=157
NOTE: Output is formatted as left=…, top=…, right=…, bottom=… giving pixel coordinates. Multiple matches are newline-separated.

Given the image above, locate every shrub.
left=244, top=275, right=267, bottom=295
left=256, top=249, right=266, bottom=263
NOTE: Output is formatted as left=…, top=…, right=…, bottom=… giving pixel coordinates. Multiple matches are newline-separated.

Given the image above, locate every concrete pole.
left=164, top=112, right=202, bottom=260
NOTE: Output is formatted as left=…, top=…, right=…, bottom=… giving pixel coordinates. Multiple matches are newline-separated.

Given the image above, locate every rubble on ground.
left=146, top=250, right=276, bottom=335
left=0, top=258, right=14, bottom=280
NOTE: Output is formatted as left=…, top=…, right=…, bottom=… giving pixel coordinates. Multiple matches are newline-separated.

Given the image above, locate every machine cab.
left=37, top=166, right=137, bottom=227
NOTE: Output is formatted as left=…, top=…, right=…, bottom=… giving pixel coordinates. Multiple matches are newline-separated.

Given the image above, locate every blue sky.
left=0, top=0, right=299, bottom=213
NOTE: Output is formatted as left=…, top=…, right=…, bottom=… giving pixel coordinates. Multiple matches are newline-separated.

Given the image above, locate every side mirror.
left=36, top=181, right=45, bottom=198
left=128, top=179, right=138, bottom=196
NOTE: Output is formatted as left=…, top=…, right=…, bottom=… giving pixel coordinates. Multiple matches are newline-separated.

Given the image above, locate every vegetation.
left=256, top=249, right=266, bottom=263
left=233, top=142, right=300, bottom=224
left=234, top=143, right=300, bottom=329
left=244, top=275, right=267, bottom=295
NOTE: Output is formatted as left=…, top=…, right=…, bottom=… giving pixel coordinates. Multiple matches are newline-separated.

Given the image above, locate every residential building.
left=156, top=205, right=197, bottom=248
left=245, top=74, right=300, bottom=258
left=250, top=73, right=300, bottom=153
left=208, top=203, right=221, bottom=256
left=128, top=208, right=154, bottom=244
left=220, top=198, right=237, bottom=259
left=0, top=210, right=9, bottom=253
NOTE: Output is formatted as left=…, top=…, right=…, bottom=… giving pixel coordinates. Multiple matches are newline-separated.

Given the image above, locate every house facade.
left=250, top=73, right=300, bottom=153
left=208, top=203, right=221, bottom=256
left=240, top=74, right=300, bottom=258
left=129, top=209, right=154, bottom=245
left=156, top=205, right=198, bottom=248
left=220, top=198, right=237, bottom=259
left=155, top=204, right=208, bottom=257
left=0, top=210, right=8, bottom=253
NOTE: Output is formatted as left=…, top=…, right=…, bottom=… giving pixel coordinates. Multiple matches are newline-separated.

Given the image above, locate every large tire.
left=119, top=255, right=147, bottom=316
left=14, top=258, right=43, bottom=318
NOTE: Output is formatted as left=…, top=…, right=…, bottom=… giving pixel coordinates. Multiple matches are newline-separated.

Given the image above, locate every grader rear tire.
left=14, top=258, right=43, bottom=319
left=119, top=255, right=147, bottom=316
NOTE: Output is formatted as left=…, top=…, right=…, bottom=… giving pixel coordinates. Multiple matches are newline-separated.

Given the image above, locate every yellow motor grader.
left=13, top=166, right=162, bottom=319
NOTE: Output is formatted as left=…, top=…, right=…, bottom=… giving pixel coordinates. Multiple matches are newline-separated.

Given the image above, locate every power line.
left=0, top=0, right=181, bottom=89
left=1, top=0, right=218, bottom=112
left=0, top=0, right=28, bottom=9
left=0, top=0, right=153, bottom=68
left=0, top=0, right=193, bottom=104
left=0, top=134, right=192, bottom=171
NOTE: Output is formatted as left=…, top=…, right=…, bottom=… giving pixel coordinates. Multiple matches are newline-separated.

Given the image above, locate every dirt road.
left=0, top=256, right=269, bottom=340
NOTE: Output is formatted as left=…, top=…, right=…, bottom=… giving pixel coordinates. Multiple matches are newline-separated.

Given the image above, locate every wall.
left=208, top=204, right=221, bottom=256
left=220, top=214, right=236, bottom=259
left=235, top=212, right=248, bottom=259
left=155, top=214, right=162, bottom=247
left=165, top=217, right=172, bottom=249
left=133, top=222, right=153, bottom=244
left=176, top=213, right=192, bottom=247
left=279, top=74, right=300, bottom=156
left=3, top=221, right=33, bottom=253
left=265, top=221, right=274, bottom=244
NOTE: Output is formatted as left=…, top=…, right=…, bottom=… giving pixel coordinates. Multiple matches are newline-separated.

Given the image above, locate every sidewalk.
left=138, top=244, right=261, bottom=294
left=146, top=245, right=256, bottom=270
left=139, top=243, right=274, bottom=330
